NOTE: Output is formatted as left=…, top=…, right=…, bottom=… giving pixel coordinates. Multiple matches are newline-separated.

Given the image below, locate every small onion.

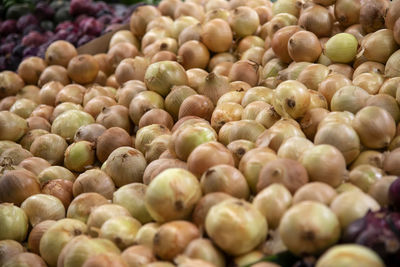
left=74, top=123, right=106, bottom=143
left=0, top=203, right=28, bottom=242
left=350, top=150, right=384, bottom=170
left=179, top=95, right=214, bottom=121
left=297, top=63, right=330, bottom=91
left=288, top=31, right=322, bottom=62
left=211, top=102, right=244, bottom=132
left=277, top=136, right=314, bottom=161
left=334, top=0, right=361, bottom=28
left=64, top=141, right=95, bottom=172
left=143, top=158, right=187, bottom=185
left=87, top=204, right=131, bottom=237
left=51, top=110, right=95, bottom=142
left=10, top=98, right=37, bottom=119
left=129, top=91, right=164, bottom=125
left=26, top=117, right=51, bottom=131
left=201, top=19, right=233, bottom=53
left=0, top=111, right=28, bottom=142
left=279, top=201, right=340, bottom=256
left=21, top=194, right=65, bottom=227
left=292, top=182, right=337, bottom=205
left=198, top=72, right=231, bottom=105
left=115, top=57, right=149, bottom=85
left=299, top=3, right=334, bottom=38
left=271, top=25, right=302, bottom=63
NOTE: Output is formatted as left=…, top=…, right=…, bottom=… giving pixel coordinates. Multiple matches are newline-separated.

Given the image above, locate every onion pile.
left=2, top=0, right=400, bottom=265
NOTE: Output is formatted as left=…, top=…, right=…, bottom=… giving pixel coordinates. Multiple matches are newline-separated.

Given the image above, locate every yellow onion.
left=0, top=71, right=25, bottom=99
left=242, top=101, right=270, bottom=120
left=334, top=0, right=360, bottom=28
left=51, top=102, right=83, bottom=123
left=178, top=23, right=202, bottom=46
left=9, top=98, right=37, bottom=119
left=200, top=164, right=249, bottom=199
left=103, top=147, right=146, bottom=187
left=99, top=216, right=141, bottom=250
left=383, top=147, right=400, bottom=175
left=204, top=8, right=230, bottom=22
left=39, top=218, right=88, bottom=266
left=226, top=139, right=255, bottom=167
left=279, top=201, right=340, bottom=256
left=316, top=244, right=384, bottom=267
left=153, top=221, right=200, bottom=261
left=236, top=35, right=265, bottom=55
left=116, top=81, right=146, bottom=108
left=113, top=183, right=152, bottom=224
left=241, top=86, right=273, bottom=107
left=63, top=141, right=95, bottom=172
left=335, top=183, right=362, bottom=194
left=325, top=33, right=358, bottom=63
left=143, top=158, right=187, bottom=185
left=109, top=30, right=139, bottom=50
left=37, top=165, right=75, bottom=186
left=272, top=0, right=301, bottom=17
left=260, top=58, right=287, bottom=81
left=277, top=136, right=314, bottom=161
left=130, top=5, right=161, bottom=37
left=67, top=193, right=109, bottom=223
left=299, top=108, right=329, bottom=140
left=368, top=176, right=398, bottom=207
left=257, top=158, right=308, bottom=194
left=0, top=203, right=28, bottom=242
left=359, top=29, right=398, bottom=64
left=238, top=147, right=277, bottom=193
left=288, top=31, right=322, bottom=62
left=145, top=168, right=202, bottom=222
left=206, top=198, right=267, bottom=256
left=183, top=238, right=225, bottom=267
left=318, top=73, right=352, bottom=106
left=292, top=182, right=337, bottom=205
left=271, top=25, right=302, bottom=63
left=349, top=164, right=384, bottom=193
left=208, top=53, right=236, bottom=72
left=21, top=194, right=65, bottom=227
left=255, top=104, right=281, bottom=129
left=328, top=63, right=354, bottom=79
left=178, top=40, right=210, bottom=70
left=38, top=66, right=70, bottom=87
left=201, top=19, right=233, bottom=53
left=366, top=94, right=400, bottom=123
left=0, top=96, right=17, bottom=111
left=379, top=77, right=400, bottom=97
left=18, top=57, right=47, bottom=85
left=0, top=169, right=40, bottom=205
left=55, top=85, right=84, bottom=106
left=219, top=120, right=266, bottom=146
left=384, top=49, right=400, bottom=78
left=211, top=102, right=243, bottom=132
left=121, top=245, right=155, bottom=267
left=3, top=252, right=47, bottom=267
left=253, top=183, right=291, bottom=229
left=42, top=179, right=73, bottom=209
left=0, top=111, right=28, bottom=142
left=18, top=157, right=50, bottom=177
left=26, top=116, right=51, bottom=132
left=352, top=72, right=383, bottom=95
left=353, top=106, right=396, bottom=149
left=81, top=253, right=127, bottom=267
left=164, top=86, right=197, bottom=121
left=228, top=60, right=259, bottom=87
left=297, top=63, right=330, bottom=91
left=135, top=222, right=161, bottom=249
left=56, top=235, right=120, bottom=267
left=353, top=61, right=384, bottom=79
left=255, top=119, right=305, bottom=152
left=96, top=127, right=132, bottom=163
left=300, top=144, right=348, bottom=187
left=0, top=146, right=32, bottom=165
left=229, top=6, right=260, bottom=37
left=330, top=191, right=380, bottom=230
left=0, top=240, right=25, bottom=266
left=272, top=80, right=310, bottom=119
left=298, top=3, right=334, bottom=38
left=314, top=122, right=360, bottom=164
left=233, top=251, right=265, bottom=267
left=178, top=94, right=214, bottom=121
left=73, top=169, right=115, bottom=200
left=51, top=110, right=94, bottom=141
left=350, top=150, right=384, bottom=170
left=330, top=85, right=369, bottom=114
left=241, top=47, right=265, bottom=65
left=229, top=81, right=252, bottom=92
left=318, top=111, right=354, bottom=129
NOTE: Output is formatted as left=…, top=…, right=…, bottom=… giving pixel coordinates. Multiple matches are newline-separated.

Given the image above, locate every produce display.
left=1, top=0, right=400, bottom=266
left=0, top=0, right=141, bottom=71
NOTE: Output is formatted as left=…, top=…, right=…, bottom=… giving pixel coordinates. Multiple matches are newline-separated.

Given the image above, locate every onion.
left=353, top=106, right=396, bottom=149
left=353, top=61, right=384, bottom=79
left=255, top=104, right=281, bottom=129
left=204, top=8, right=230, bottom=23
left=297, top=63, right=330, bottom=91
left=288, top=31, right=322, bottom=62
left=0, top=169, right=40, bottom=205
left=314, top=122, right=360, bottom=164
left=242, top=101, right=270, bottom=121
left=330, top=85, right=370, bottom=114
left=55, top=85, right=84, bottom=106
left=385, top=49, right=400, bottom=78
left=330, top=191, right=380, bottom=230
left=109, top=30, right=139, bottom=50
left=277, top=136, right=314, bottom=161
left=96, top=105, right=131, bottom=133
left=154, top=221, right=200, bottom=261
left=82, top=253, right=127, bottom=267
left=351, top=150, right=384, bottom=170
left=39, top=218, right=87, bottom=266
left=198, top=72, right=231, bottom=105
left=211, top=102, right=243, bottom=132
left=0, top=71, right=25, bottom=99
left=359, top=29, right=398, bottom=64
left=42, top=179, right=73, bottom=209
left=279, top=201, right=340, bottom=256
left=271, top=25, right=302, bottom=63
left=73, top=169, right=115, bottom=200
left=26, top=117, right=51, bottom=132
left=0, top=111, right=28, bottom=142
left=265, top=13, right=298, bottom=39
left=74, top=123, right=106, bottom=143
left=253, top=183, right=292, bottom=229
left=67, top=193, right=109, bottom=223
left=99, top=216, right=141, bottom=250
left=261, top=58, right=287, bottom=81
left=383, top=147, right=400, bottom=175
left=143, top=158, right=187, bottom=185
left=205, top=198, right=267, bottom=256
left=293, top=182, right=337, bottom=205
left=0, top=96, right=17, bottom=111
left=135, top=124, right=170, bottom=155
left=183, top=238, right=225, bottom=267
left=318, top=73, right=352, bottom=106
left=272, top=0, right=302, bottom=17
left=366, top=94, right=400, bottom=123
left=178, top=23, right=201, bottom=46
left=38, top=66, right=70, bottom=87
left=225, top=139, right=254, bottom=167
left=359, top=0, right=388, bottom=33
left=63, top=141, right=95, bottom=172
left=236, top=36, right=265, bottom=55
left=135, top=222, right=161, bottom=249
left=325, top=33, right=358, bottom=63
left=121, top=245, right=156, bottom=267
left=201, top=19, right=232, bottom=53
left=241, top=86, right=273, bottom=107
left=0, top=203, right=28, bottom=242
left=368, top=176, right=398, bottom=207
left=129, top=91, right=164, bottom=125
left=229, top=6, right=260, bottom=37
left=29, top=133, right=68, bottom=165
left=0, top=146, right=32, bottom=165
left=178, top=95, right=214, bottom=121
left=3, top=252, right=47, bottom=267
left=130, top=5, right=161, bottom=37
left=113, top=183, right=152, bottom=224
left=51, top=110, right=94, bottom=142
left=144, top=61, right=188, bottom=97
left=57, top=235, right=120, bottom=267
left=200, top=164, right=249, bottom=199
left=241, top=47, right=265, bottom=65
left=145, top=168, right=202, bottom=222
left=352, top=72, right=383, bottom=95
left=17, top=57, right=47, bottom=85
left=272, top=80, right=310, bottom=119
left=349, top=164, right=384, bottom=193
left=316, top=244, right=384, bottom=267
left=20, top=194, right=64, bottom=227
left=37, top=166, right=75, bottom=186
left=299, top=4, right=334, bottom=37
left=300, top=144, right=348, bottom=187
left=96, top=127, right=132, bottom=163
left=115, top=58, right=149, bottom=85
left=334, top=0, right=360, bottom=27
left=173, top=16, right=200, bottom=39
left=0, top=240, right=25, bottom=266
left=219, top=120, right=266, bottom=146
left=208, top=53, right=236, bottom=72
left=228, top=60, right=259, bottom=87
left=298, top=108, right=329, bottom=141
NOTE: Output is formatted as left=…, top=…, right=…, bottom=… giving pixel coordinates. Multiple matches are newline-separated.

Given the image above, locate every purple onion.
left=77, top=35, right=95, bottom=47
left=4, top=33, right=20, bottom=43
left=17, top=14, right=39, bottom=32
left=79, top=17, right=104, bottom=36
left=22, top=24, right=43, bottom=36
left=35, top=2, right=55, bottom=20
left=70, top=0, right=93, bottom=16
left=65, top=33, right=79, bottom=45
left=0, top=20, right=17, bottom=36
left=343, top=209, right=400, bottom=267
left=0, top=42, right=14, bottom=54
left=389, top=177, right=400, bottom=211
left=0, top=56, right=6, bottom=71
left=22, top=31, right=47, bottom=47
left=23, top=46, right=39, bottom=59
left=98, top=14, right=113, bottom=25
left=55, top=21, right=75, bottom=32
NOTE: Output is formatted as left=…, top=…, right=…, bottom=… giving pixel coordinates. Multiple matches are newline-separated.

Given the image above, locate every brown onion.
left=73, top=169, right=115, bottom=200
left=299, top=3, right=334, bottom=37
left=228, top=60, right=259, bottom=87
left=359, top=0, right=388, bottom=33
left=96, top=127, right=132, bottom=163
left=115, top=57, right=149, bottom=85
left=293, top=182, right=337, bottom=205
left=30, top=133, right=68, bottom=165
left=143, top=158, right=187, bottom=185
left=198, top=72, right=231, bottom=105
left=67, top=193, right=109, bottom=223
left=17, top=57, right=47, bottom=85
left=330, top=85, right=370, bottom=114
left=26, top=116, right=51, bottom=131
left=271, top=25, right=302, bottom=63
left=130, top=5, right=161, bottom=37
left=334, top=0, right=360, bottom=27
left=0, top=96, right=17, bottom=111
left=201, top=19, right=233, bottom=53
left=383, top=147, right=400, bottom=175
left=21, top=194, right=65, bottom=227
left=299, top=108, right=329, bottom=140
left=318, top=73, right=352, bottom=105
left=0, top=169, right=40, bottom=205
left=42, top=179, right=73, bottom=209
left=27, top=220, right=56, bottom=255
left=96, top=105, right=131, bottom=133
left=18, top=156, right=51, bottom=176
left=177, top=40, right=210, bottom=70
left=288, top=31, right=322, bottom=62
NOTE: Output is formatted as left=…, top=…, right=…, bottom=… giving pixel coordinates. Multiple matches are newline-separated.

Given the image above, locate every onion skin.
left=28, top=220, right=56, bottom=255
left=288, top=31, right=322, bottom=62
left=96, top=127, right=132, bottom=163
left=271, top=25, right=302, bottom=63
left=73, top=169, right=116, bottom=200
left=334, top=0, right=361, bottom=28
left=228, top=60, right=259, bottom=87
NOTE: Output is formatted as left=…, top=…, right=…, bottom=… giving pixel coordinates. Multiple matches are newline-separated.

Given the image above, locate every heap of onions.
left=2, top=0, right=400, bottom=265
